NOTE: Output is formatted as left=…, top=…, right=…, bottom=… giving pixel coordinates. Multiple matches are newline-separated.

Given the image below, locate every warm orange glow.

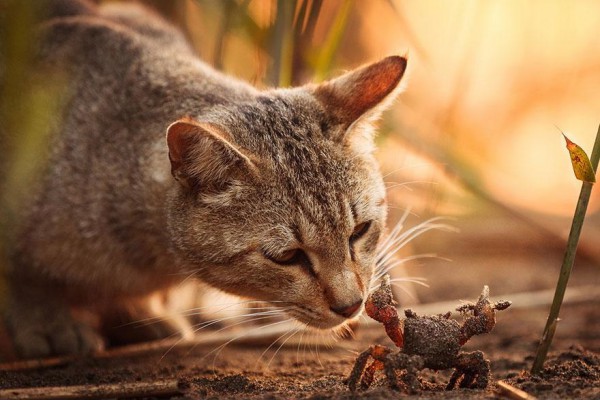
left=162, top=1, right=600, bottom=218
left=354, top=1, right=600, bottom=217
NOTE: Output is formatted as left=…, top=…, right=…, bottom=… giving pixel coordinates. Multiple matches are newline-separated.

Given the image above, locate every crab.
left=347, top=275, right=511, bottom=393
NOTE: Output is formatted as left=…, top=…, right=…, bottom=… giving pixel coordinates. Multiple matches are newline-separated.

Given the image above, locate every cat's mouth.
left=286, top=302, right=364, bottom=329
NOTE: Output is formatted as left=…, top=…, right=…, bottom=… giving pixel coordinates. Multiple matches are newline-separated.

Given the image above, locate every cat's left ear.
left=166, top=118, right=258, bottom=191
left=312, top=55, right=407, bottom=138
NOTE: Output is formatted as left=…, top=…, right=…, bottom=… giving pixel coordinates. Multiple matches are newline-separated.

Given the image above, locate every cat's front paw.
left=11, top=319, right=104, bottom=359
left=4, top=294, right=104, bottom=359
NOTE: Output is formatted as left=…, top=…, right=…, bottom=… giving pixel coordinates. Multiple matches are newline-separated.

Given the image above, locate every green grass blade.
left=313, top=0, right=353, bottom=82
left=268, top=0, right=296, bottom=87
left=531, top=124, right=600, bottom=374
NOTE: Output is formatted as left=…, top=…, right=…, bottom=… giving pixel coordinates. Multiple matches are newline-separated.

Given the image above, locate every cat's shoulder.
left=38, top=1, right=192, bottom=68
left=99, top=2, right=192, bottom=52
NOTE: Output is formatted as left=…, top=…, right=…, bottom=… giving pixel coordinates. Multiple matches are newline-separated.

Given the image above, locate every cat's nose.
left=330, top=299, right=363, bottom=318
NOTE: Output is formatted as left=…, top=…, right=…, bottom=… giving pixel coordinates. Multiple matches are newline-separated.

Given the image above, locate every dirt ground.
left=0, top=214, right=599, bottom=399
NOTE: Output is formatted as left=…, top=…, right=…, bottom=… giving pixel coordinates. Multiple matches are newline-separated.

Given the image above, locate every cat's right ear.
left=166, top=118, right=257, bottom=190
left=312, top=55, right=407, bottom=130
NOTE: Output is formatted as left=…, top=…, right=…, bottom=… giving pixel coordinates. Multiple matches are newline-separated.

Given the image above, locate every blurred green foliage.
left=0, top=1, right=66, bottom=295
left=191, top=0, right=353, bottom=86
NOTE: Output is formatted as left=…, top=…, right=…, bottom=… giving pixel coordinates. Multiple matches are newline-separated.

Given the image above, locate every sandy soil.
left=0, top=216, right=599, bottom=399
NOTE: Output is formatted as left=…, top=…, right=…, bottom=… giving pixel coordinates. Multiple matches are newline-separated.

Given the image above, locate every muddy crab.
left=347, top=275, right=511, bottom=393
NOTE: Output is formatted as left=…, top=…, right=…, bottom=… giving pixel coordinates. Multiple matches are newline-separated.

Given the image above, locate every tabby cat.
left=3, top=0, right=407, bottom=359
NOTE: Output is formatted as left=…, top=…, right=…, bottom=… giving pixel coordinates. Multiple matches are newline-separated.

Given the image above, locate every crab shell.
left=402, top=311, right=462, bottom=370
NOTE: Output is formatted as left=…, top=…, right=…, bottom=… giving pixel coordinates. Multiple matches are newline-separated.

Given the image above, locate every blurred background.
left=2, top=0, right=600, bottom=305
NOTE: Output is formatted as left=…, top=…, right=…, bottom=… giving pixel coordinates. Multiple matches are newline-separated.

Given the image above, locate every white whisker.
left=125, top=299, right=290, bottom=329
left=158, top=311, right=287, bottom=361
left=200, top=312, right=286, bottom=335
left=302, top=328, right=309, bottom=363
left=257, top=321, right=300, bottom=367
left=369, top=214, right=454, bottom=299
left=373, top=253, right=438, bottom=281
left=376, top=208, right=412, bottom=256
left=296, top=328, right=307, bottom=364
left=267, top=327, right=302, bottom=368
left=313, top=335, right=324, bottom=368
left=166, top=269, right=200, bottom=287
left=381, top=217, right=451, bottom=250
left=192, top=309, right=287, bottom=333
left=376, top=221, right=456, bottom=268
left=337, top=322, right=355, bottom=341
left=204, top=318, right=295, bottom=369
left=382, top=162, right=434, bottom=179
left=391, top=282, right=421, bottom=301
left=388, top=277, right=429, bottom=286
left=346, top=348, right=360, bottom=356
left=385, top=180, right=438, bottom=191
left=180, top=299, right=289, bottom=316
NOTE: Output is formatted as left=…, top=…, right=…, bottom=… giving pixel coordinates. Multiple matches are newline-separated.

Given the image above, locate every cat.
left=2, top=0, right=407, bottom=359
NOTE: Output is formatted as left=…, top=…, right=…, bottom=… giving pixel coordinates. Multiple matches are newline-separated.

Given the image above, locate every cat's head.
left=166, top=56, right=407, bottom=329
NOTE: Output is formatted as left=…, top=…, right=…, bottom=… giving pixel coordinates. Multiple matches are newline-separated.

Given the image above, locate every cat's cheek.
left=353, top=228, right=381, bottom=272
left=266, top=265, right=313, bottom=297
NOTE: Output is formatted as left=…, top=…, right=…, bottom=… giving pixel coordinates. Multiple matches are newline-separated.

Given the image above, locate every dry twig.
left=0, top=379, right=182, bottom=400
left=497, top=380, right=537, bottom=400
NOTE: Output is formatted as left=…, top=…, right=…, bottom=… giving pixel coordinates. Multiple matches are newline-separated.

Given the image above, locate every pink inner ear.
left=315, top=56, right=407, bottom=125
left=165, top=119, right=258, bottom=188
left=351, top=56, right=406, bottom=116
left=166, top=120, right=199, bottom=171
left=167, top=121, right=198, bottom=176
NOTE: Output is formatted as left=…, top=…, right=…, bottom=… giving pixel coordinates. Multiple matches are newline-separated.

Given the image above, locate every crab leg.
left=384, top=353, right=424, bottom=393
left=446, top=350, right=490, bottom=390
left=347, top=345, right=391, bottom=391
left=362, top=345, right=391, bottom=389
left=347, top=348, right=372, bottom=392
left=361, top=359, right=384, bottom=388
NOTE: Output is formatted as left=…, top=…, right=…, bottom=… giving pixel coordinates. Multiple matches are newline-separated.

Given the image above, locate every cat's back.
left=14, top=0, right=253, bottom=293
left=40, top=0, right=250, bottom=114
left=36, top=0, right=255, bottom=200
left=42, top=0, right=192, bottom=64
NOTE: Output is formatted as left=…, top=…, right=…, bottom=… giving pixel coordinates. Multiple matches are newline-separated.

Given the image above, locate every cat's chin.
left=288, top=307, right=364, bottom=331
left=309, top=316, right=362, bottom=334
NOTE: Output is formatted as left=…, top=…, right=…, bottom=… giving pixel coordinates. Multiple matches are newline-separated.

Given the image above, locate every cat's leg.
left=100, top=291, right=194, bottom=346
left=3, top=280, right=104, bottom=359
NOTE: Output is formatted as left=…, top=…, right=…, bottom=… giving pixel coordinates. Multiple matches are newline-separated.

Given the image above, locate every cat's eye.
left=265, top=248, right=309, bottom=266
left=350, top=221, right=372, bottom=243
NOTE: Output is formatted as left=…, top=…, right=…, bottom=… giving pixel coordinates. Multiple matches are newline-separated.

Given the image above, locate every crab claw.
left=464, top=285, right=492, bottom=316
left=365, top=275, right=404, bottom=348
left=457, top=286, right=511, bottom=316
left=480, top=286, right=511, bottom=314
left=365, top=275, right=397, bottom=322
left=493, top=300, right=512, bottom=311
left=476, top=285, right=490, bottom=307
left=458, top=286, right=511, bottom=345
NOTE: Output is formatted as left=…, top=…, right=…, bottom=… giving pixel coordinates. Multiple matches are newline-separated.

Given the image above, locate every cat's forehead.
left=225, top=91, right=331, bottom=141
left=216, top=92, right=350, bottom=175
left=212, top=92, right=384, bottom=225
left=232, top=96, right=349, bottom=170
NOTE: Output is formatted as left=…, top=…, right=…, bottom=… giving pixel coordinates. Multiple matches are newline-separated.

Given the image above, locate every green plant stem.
left=531, top=124, right=600, bottom=375
left=313, top=0, right=352, bottom=82
left=270, top=0, right=296, bottom=87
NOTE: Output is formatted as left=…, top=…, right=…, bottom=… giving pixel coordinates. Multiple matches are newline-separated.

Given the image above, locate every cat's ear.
left=166, top=118, right=257, bottom=190
left=313, top=55, right=407, bottom=130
